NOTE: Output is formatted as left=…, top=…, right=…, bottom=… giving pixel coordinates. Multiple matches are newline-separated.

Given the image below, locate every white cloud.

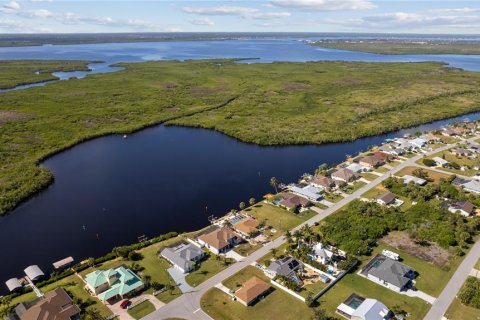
left=430, top=7, right=480, bottom=14
left=188, top=17, right=215, bottom=26
left=1, top=0, right=21, bottom=13
left=0, top=18, right=51, bottom=32
left=30, top=0, right=53, bottom=2
left=60, top=12, right=157, bottom=29
left=182, top=5, right=290, bottom=20
left=269, top=0, right=375, bottom=11
left=26, top=9, right=53, bottom=17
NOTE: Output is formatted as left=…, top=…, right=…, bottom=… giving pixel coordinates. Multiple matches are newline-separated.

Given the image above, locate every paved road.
left=143, top=141, right=462, bottom=320
left=423, top=240, right=480, bottom=320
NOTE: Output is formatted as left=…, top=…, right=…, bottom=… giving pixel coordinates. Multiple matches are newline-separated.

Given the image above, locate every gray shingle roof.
left=161, top=243, right=204, bottom=271
left=367, top=256, right=414, bottom=289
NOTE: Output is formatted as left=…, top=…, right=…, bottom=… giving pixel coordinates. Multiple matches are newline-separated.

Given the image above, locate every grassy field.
left=419, top=150, right=479, bottom=176
left=246, top=203, right=316, bottom=234
left=9, top=274, right=112, bottom=318
left=446, top=297, right=480, bottom=320
left=311, top=40, right=480, bottom=55
left=3, top=59, right=480, bottom=215
left=202, top=266, right=314, bottom=320
left=396, top=166, right=450, bottom=183
left=360, top=172, right=381, bottom=181
left=128, top=300, right=156, bottom=319
left=234, top=242, right=262, bottom=257
left=319, top=273, right=431, bottom=320
left=0, top=60, right=90, bottom=89
left=185, top=254, right=234, bottom=287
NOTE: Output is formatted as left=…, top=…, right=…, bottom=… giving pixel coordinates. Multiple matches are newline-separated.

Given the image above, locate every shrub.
left=422, top=158, right=436, bottom=167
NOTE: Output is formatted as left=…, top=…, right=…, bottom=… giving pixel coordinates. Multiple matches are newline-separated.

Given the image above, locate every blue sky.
left=0, top=0, right=479, bottom=33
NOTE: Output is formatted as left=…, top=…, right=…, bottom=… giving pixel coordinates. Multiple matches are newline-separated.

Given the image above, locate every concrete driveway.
left=167, top=267, right=194, bottom=293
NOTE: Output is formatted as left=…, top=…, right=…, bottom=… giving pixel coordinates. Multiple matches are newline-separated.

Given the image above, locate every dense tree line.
left=459, top=277, right=480, bottom=309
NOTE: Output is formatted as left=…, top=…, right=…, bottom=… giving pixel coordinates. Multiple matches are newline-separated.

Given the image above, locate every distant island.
left=309, top=39, right=480, bottom=55
left=1, top=58, right=480, bottom=215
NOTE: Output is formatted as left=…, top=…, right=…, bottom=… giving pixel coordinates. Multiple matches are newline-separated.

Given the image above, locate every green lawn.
left=395, top=166, right=450, bottom=183
left=318, top=273, right=430, bottom=320
left=360, top=172, right=380, bottom=181
left=258, top=243, right=289, bottom=266
left=445, top=298, right=480, bottom=320
left=127, top=300, right=156, bottom=319
left=361, top=185, right=388, bottom=199
left=202, top=266, right=313, bottom=320
left=343, top=181, right=367, bottom=194
left=9, top=274, right=112, bottom=318
left=246, top=203, right=316, bottom=234
left=4, top=59, right=480, bottom=215
left=185, top=254, right=233, bottom=287
left=234, top=242, right=262, bottom=257
left=299, top=279, right=328, bottom=298
left=419, top=150, right=479, bottom=176
left=323, top=192, right=343, bottom=203
left=475, top=258, right=480, bottom=270
left=373, top=242, right=464, bottom=297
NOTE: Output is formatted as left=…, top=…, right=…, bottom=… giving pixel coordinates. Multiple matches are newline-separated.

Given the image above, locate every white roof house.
left=352, top=299, right=391, bottom=320
left=463, top=180, right=480, bottom=194
left=409, top=138, right=427, bottom=148
left=346, top=163, right=366, bottom=173
left=289, top=185, right=323, bottom=201
left=337, top=295, right=391, bottom=320
left=402, top=175, right=427, bottom=185
left=24, top=265, right=44, bottom=281
left=432, top=157, right=449, bottom=167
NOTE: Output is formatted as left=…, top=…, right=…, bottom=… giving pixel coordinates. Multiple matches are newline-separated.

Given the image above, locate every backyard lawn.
left=395, top=166, right=450, bottom=183
left=372, top=241, right=465, bottom=297
left=127, top=300, right=156, bottom=319
left=318, top=273, right=430, bottom=320
left=246, top=203, right=316, bottom=233
left=9, top=274, right=112, bottom=318
left=185, top=254, right=233, bottom=287
left=419, top=150, right=479, bottom=176
left=234, top=242, right=262, bottom=257
left=445, top=297, right=480, bottom=320
left=202, top=266, right=313, bottom=320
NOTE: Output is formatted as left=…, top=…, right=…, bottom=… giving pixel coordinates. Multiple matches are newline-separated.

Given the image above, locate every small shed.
left=53, top=257, right=74, bottom=270
left=24, top=265, right=45, bottom=281
left=5, top=278, right=22, bottom=292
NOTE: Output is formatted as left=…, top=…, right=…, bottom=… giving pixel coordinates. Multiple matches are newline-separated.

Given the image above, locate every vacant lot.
left=396, top=166, right=450, bottom=183
left=3, top=59, right=480, bottom=215
left=446, top=298, right=480, bottom=320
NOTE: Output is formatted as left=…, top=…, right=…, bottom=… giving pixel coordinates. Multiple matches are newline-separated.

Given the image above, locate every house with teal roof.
left=85, top=266, right=144, bottom=302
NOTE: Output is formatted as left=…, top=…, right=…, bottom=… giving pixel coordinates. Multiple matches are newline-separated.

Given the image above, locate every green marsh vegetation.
left=2, top=59, right=480, bottom=215
left=310, top=40, right=480, bottom=55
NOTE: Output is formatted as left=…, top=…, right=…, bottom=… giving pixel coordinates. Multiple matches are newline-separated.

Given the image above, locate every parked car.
left=120, top=299, right=130, bottom=309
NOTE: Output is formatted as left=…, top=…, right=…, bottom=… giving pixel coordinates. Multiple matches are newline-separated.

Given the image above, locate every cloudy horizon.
left=0, top=0, right=479, bottom=34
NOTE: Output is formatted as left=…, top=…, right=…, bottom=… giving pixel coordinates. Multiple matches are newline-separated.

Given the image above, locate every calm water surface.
left=1, top=39, right=480, bottom=291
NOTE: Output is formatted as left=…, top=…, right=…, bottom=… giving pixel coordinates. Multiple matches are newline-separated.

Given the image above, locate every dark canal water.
left=1, top=37, right=480, bottom=292
left=1, top=114, right=480, bottom=290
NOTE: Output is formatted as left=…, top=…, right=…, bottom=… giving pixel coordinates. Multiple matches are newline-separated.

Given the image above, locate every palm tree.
left=270, top=177, right=279, bottom=193
left=271, top=248, right=277, bottom=258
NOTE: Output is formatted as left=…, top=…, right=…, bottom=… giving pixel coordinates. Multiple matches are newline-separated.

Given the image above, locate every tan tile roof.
left=235, top=277, right=270, bottom=305
left=20, top=288, right=80, bottom=320
left=198, top=227, right=236, bottom=250
left=234, top=218, right=260, bottom=235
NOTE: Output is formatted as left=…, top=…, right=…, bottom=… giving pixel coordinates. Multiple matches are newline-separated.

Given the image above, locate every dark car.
left=120, top=299, right=130, bottom=309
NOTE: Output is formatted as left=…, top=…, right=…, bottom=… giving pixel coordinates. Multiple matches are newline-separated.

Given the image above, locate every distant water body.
left=0, top=39, right=480, bottom=72
left=1, top=37, right=480, bottom=293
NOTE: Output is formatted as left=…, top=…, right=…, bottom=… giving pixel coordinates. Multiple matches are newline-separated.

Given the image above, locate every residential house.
left=420, top=133, right=441, bottom=143
left=310, top=243, right=336, bottom=265
left=266, top=256, right=303, bottom=285
left=358, top=156, right=384, bottom=169
left=409, top=138, right=427, bottom=149
left=448, top=201, right=475, bottom=217
left=451, top=148, right=474, bottom=158
left=332, top=168, right=359, bottom=183
left=278, top=192, right=311, bottom=211
left=85, top=266, right=144, bottom=302
left=402, top=175, right=427, bottom=186
left=311, top=176, right=335, bottom=191
left=197, top=227, right=240, bottom=254
left=11, top=288, right=80, bottom=320
left=462, top=180, right=480, bottom=194
left=442, top=128, right=457, bottom=137
left=375, top=192, right=396, bottom=206
left=233, top=218, right=260, bottom=238
left=289, top=184, right=323, bottom=202
left=347, top=162, right=367, bottom=173
left=160, top=242, right=205, bottom=273
left=234, top=277, right=271, bottom=306
left=362, top=255, right=415, bottom=292
left=336, top=294, right=392, bottom=320
left=432, top=156, right=449, bottom=167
